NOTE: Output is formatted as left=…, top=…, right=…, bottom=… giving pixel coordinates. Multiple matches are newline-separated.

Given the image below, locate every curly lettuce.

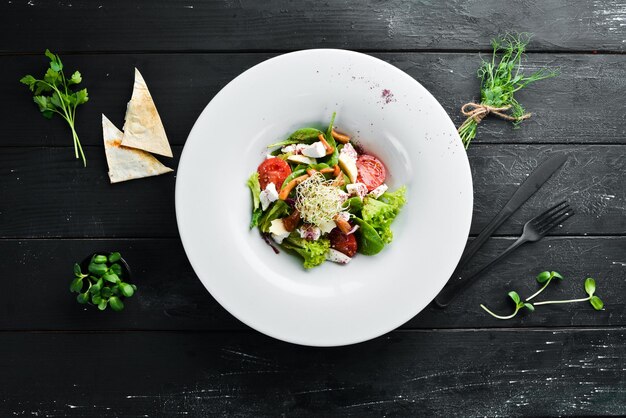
left=281, top=235, right=330, bottom=269
left=361, top=186, right=407, bottom=244
left=247, top=172, right=262, bottom=228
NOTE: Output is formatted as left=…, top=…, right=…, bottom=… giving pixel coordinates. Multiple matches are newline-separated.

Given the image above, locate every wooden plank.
left=0, top=237, right=623, bottom=331
left=0, top=1, right=624, bottom=53
left=0, top=329, right=624, bottom=416
left=0, top=144, right=623, bottom=238
left=2, top=53, right=624, bottom=147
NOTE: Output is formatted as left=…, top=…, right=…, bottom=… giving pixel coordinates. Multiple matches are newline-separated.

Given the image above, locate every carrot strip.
left=332, top=164, right=341, bottom=177
left=333, top=215, right=352, bottom=234
left=331, top=128, right=350, bottom=144
left=306, top=168, right=317, bottom=176
left=318, top=133, right=335, bottom=155
left=319, top=167, right=335, bottom=174
left=279, top=174, right=309, bottom=200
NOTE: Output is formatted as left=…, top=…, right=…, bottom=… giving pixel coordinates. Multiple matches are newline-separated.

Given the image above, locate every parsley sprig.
left=20, top=50, right=89, bottom=166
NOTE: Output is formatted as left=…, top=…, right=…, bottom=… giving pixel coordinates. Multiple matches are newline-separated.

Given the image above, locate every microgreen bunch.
left=480, top=272, right=604, bottom=320
left=70, top=252, right=137, bottom=311
left=458, top=33, right=558, bottom=148
left=20, top=50, right=89, bottom=166
left=480, top=291, right=534, bottom=320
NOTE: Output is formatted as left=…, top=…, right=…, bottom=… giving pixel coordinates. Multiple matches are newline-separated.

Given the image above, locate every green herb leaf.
left=69, top=71, right=82, bottom=85
left=97, top=300, right=108, bottom=311
left=88, top=262, right=108, bottom=276
left=76, top=292, right=89, bottom=304
left=551, top=271, right=564, bottom=280
left=523, top=303, right=535, bottom=312
left=93, top=255, right=108, bottom=264
left=21, top=50, right=88, bottom=166
left=110, top=263, right=123, bottom=276
left=120, top=283, right=135, bottom=298
left=536, top=271, right=552, bottom=283
left=69, top=278, right=83, bottom=293
left=73, top=263, right=82, bottom=277
left=102, top=273, right=120, bottom=284
left=458, top=33, right=558, bottom=148
left=109, top=296, right=124, bottom=312
left=589, top=296, right=604, bottom=311
left=584, top=278, right=596, bottom=296
left=108, top=252, right=121, bottom=263
left=508, top=291, right=521, bottom=305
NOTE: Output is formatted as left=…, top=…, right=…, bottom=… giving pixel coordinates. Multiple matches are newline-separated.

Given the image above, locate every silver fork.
left=435, top=201, right=575, bottom=307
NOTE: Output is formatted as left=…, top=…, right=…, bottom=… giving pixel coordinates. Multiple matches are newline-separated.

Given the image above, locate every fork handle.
left=435, top=236, right=527, bottom=308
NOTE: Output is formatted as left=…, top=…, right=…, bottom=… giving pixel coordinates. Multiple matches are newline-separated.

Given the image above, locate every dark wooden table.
left=1, top=1, right=625, bottom=416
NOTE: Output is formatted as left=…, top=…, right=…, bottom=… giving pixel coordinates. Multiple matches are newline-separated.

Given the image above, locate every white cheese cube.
left=281, top=144, right=307, bottom=154
left=368, top=183, right=388, bottom=199
left=346, top=183, right=368, bottom=199
left=326, top=249, right=352, bottom=264
left=297, top=224, right=321, bottom=241
left=259, top=182, right=279, bottom=211
left=338, top=143, right=358, bottom=183
left=318, top=219, right=337, bottom=234
left=287, top=154, right=316, bottom=165
left=269, top=219, right=290, bottom=244
left=302, top=141, right=327, bottom=158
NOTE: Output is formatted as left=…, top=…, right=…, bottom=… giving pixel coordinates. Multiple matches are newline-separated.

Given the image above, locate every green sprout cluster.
left=70, top=252, right=137, bottom=311
left=481, top=271, right=604, bottom=320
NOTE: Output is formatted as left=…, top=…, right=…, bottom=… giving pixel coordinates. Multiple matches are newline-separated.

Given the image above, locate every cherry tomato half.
left=356, top=154, right=386, bottom=191
left=257, top=157, right=292, bottom=190
left=329, top=228, right=357, bottom=257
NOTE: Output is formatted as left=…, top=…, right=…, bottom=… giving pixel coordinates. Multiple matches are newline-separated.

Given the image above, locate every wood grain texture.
left=0, top=145, right=623, bottom=238
left=2, top=53, right=624, bottom=147
left=1, top=0, right=625, bottom=53
left=1, top=237, right=623, bottom=330
left=1, top=329, right=624, bottom=416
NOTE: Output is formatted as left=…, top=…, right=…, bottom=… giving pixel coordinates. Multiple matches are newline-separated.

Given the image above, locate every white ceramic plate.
left=176, top=49, right=472, bottom=346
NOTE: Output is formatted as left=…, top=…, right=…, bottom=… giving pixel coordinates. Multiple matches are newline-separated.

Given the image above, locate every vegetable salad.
left=247, top=113, right=406, bottom=269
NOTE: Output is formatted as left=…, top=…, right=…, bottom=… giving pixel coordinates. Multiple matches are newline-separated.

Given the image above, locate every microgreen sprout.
left=480, top=291, right=534, bottom=320
left=480, top=273, right=604, bottom=320
left=533, top=278, right=604, bottom=311
left=70, top=252, right=137, bottom=311
left=526, top=270, right=563, bottom=301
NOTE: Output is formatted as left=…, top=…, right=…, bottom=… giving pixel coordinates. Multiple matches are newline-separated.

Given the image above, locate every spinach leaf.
left=258, top=200, right=290, bottom=232
left=267, top=128, right=323, bottom=148
left=352, top=217, right=385, bottom=255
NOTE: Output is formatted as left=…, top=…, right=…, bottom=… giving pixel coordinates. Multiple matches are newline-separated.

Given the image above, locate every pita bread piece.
left=102, top=114, right=173, bottom=184
left=121, top=68, right=173, bottom=158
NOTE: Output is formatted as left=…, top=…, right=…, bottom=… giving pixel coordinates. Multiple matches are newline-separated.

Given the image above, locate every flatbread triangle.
left=102, top=114, right=173, bottom=183
left=121, top=68, right=173, bottom=157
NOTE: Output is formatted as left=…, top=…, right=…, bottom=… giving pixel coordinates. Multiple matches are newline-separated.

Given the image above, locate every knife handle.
left=436, top=236, right=526, bottom=307
left=456, top=207, right=513, bottom=271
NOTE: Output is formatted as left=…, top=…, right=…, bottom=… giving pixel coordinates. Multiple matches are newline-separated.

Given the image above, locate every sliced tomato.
left=328, top=228, right=357, bottom=257
left=356, top=154, right=386, bottom=191
left=257, top=157, right=292, bottom=190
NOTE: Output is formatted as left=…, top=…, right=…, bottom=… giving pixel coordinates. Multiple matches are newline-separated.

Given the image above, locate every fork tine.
left=536, top=204, right=571, bottom=229
left=531, top=201, right=568, bottom=225
left=538, top=210, right=575, bottom=234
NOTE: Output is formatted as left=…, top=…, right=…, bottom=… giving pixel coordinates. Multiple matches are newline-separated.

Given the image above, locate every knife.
left=435, top=153, right=568, bottom=308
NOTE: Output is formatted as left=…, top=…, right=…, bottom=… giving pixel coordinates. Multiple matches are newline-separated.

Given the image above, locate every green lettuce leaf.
left=361, top=186, right=407, bottom=244
left=247, top=172, right=261, bottom=211
left=282, top=235, right=330, bottom=269
left=258, top=200, right=290, bottom=233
